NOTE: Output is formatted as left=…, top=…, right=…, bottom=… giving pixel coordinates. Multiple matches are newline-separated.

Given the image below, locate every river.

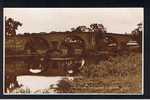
left=7, top=75, right=75, bottom=94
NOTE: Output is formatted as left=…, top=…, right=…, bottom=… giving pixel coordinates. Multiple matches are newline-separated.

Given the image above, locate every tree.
left=5, top=17, right=22, bottom=36
left=91, top=23, right=106, bottom=32
left=131, top=23, right=142, bottom=47
left=90, top=23, right=106, bottom=33
left=89, top=23, right=107, bottom=50
left=71, top=25, right=92, bottom=32
left=70, top=23, right=107, bottom=33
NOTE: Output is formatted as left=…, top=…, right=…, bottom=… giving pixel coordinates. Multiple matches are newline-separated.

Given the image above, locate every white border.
left=3, top=9, right=5, bottom=95
left=3, top=8, right=144, bottom=95
left=142, top=8, right=144, bottom=95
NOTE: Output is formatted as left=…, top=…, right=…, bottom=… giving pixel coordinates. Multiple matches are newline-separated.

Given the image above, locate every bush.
left=80, top=53, right=142, bottom=78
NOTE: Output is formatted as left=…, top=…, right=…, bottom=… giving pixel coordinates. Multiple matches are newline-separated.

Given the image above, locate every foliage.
left=56, top=78, right=73, bottom=93
left=71, top=25, right=91, bottom=32
left=5, top=17, right=22, bottom=36
left=71, top=23, right=107, bottom=33
left=80, top=53, right=142, bottom=78
left=90, top=23, right=106, bottom=32
left=131, top=23, right=142, bottom=47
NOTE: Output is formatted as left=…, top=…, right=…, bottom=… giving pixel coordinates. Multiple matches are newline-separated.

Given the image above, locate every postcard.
left=3, top=8, right=143, bottom=95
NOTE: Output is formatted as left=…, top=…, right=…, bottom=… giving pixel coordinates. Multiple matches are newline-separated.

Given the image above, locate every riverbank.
left=9, top=52, right=142, bottom=94
left=69, top=52, right=142, bottom=93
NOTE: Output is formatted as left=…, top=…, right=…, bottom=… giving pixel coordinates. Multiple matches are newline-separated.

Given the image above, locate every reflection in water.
left=81, top=58, right=85, bottom=66
left=68, top=70, right=73, bottom=74
left=6, top=58, right=85, bottom=94
left=9, top=75, right=75, bottom=93
left=29, top=69, right=42, bottom=73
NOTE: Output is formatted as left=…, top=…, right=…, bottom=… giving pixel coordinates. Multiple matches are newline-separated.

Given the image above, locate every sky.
left=4, top=8, right=143, bottom=34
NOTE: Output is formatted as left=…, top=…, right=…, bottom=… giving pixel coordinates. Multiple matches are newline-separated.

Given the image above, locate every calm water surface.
left=9, top=75, right=75, bottom=93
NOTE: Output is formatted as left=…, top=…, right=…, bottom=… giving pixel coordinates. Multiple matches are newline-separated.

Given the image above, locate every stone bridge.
left=5, top=31, right=132, bottom=81
left=6, top=31, right=131, bottom=54
left=6, top=32, right=97, bottom=56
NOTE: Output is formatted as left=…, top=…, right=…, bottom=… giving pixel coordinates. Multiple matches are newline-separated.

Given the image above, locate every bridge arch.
left=60, top=35, right=86, bottom=56
left=24, top=36, right=49, bottom=54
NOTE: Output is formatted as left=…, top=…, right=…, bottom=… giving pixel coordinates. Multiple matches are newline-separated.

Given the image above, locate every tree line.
left=5, top=17, right=107, bottom=36
left=5, top=16, right=142, bottom=45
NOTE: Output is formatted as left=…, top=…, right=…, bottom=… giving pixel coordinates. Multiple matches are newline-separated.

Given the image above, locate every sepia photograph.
left=3, top=8, right=143, bottom=95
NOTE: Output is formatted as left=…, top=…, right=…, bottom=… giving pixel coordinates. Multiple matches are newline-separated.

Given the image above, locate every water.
left=9, top=75, right=75, bottom=94
left=29, top=69, right=42, bottom=73
left=5, top=58, right=85, bottom=94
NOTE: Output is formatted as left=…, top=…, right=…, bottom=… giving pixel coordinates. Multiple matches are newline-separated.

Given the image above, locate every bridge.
left=5, top=31, right=133, bottom=76
left=6, top=32, right=131, bottom=54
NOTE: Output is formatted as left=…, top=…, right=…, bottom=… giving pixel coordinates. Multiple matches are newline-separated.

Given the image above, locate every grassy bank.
left=70, top=52, right=142, bottom=93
